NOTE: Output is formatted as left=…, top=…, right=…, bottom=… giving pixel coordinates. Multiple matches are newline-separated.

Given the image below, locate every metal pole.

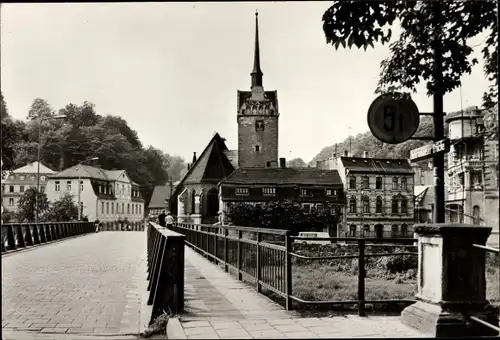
left=432, top=3, right=445, bottom=223
left=77, top=170, right=81, bottom=220
left=36, top=119, right=42, bottom=223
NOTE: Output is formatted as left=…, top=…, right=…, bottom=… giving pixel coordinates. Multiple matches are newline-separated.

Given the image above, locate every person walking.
left=158, top=209, right=167, bottom=227
left=166, top=212, right=174, bottom=230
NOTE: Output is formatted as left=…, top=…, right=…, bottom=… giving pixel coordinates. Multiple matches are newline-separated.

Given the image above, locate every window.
left=392, top=177, right=398, bottom=190
left=66, top=181, right=72, bottom=191
left=111, top=202, right=114, bottom=214
left=20, top=185, right=25, bottom=193
left=8, top=198, right=14, bottom=206
left=30, top=176, right=35, bottom=181
left=401, top=197, right=408, bottom=213
left=40, top=185, right=45, bottom=193
left=375, top=225, right=383, bottom=238
left=349, top=197, right=357, bottom=213
left=1, top=185, right=4, bottom=192
left=9, top=185, right=14, bottom=192
left=122, top=203, right=124, bottom=214
left=300, top=188, right=312, bottom=196
left=326, top=189, right=336, bottom=196
left=349, top=176, right=356, bottom=189
left=255, top=145, right=260, bottom=152
left=391, top=225, right=398, bottom=237
left=139, top=205, right=142, bottom=215
left=106, top=202, right=109, bottom=214
left=262, top=187, right=276, bottom=196
left=127, top=203, right=130, bottom=214
left=392, top=198, right=399, bottom=214
left=376, top=196, right=383, bottom=213
left=41, top=176, right=46, bottom=181
left=303, top=204, right=311, bottom=214
left=362, top=176, right=369, bottom=189
left=235, top=187, right=249, bottom=196
left=80, top=181, right=84, bottom=192
left=362, top=196, right=370, bottom=214
left=363, top=225, right=370, bottom=236
left=376, top=177, right=382, bottom=189
left=401, top=177, right=408, bottom=190
left=101, top=202, right=104, bottom=214
left=401, top=224, right=408, bottom=237
left=316, top=204, right=324, bottom=213
left=55, top=181, right=60, bottom=192
left=19, top=175, right=25, bottom=180
left=132, top=204, right=135, bottom=214
left=349, top=225, right=357, bottom=237
left=473, top=205, right=480, bottom=225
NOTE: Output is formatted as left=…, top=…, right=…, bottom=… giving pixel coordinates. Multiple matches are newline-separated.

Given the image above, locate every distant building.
left=323, top=151, right=415, bottom=240
left=148, top=184, right=173, bottom=217
left=1, top=162, right=56, bottom=214
left=219, top=163, right=345, bottom=235
left=46, top=165, right=144, bottom=223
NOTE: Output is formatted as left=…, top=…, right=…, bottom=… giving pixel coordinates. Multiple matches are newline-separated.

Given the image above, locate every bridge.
left=2, top=221, right=499, bottom=339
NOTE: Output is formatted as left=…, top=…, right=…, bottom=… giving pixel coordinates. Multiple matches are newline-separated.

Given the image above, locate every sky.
left=1, top=2, right=492, bottom=163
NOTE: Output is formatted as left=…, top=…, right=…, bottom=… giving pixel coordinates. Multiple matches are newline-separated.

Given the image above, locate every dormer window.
left=20, top=175, right=25, bottom=180
left=235, top=187, right=249, bottom=196
left=300, top=188, right=312, bottom=196
left=326, top=189, right=336, bottom=196
left=262, top=187, right=276, bottom=196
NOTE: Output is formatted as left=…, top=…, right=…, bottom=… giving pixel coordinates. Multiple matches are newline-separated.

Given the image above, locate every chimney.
left=363, top=151, right=369, bottom=158
left=192, top=152, right=197, bottom=164
left=344, top=150, right=349, bottom=157
left=279, top=158, right=286, bottom=168
left=187, top=163, right=191, bottom=171
left=59, top=153, right=64, bottom=171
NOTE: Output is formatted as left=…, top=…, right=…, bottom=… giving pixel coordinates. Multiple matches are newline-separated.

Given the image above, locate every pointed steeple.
left=251, top=11, right=263, bottom=89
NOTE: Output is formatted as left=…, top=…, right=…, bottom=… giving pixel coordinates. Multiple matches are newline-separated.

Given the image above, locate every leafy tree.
left=322, top=1, right=497, bottom=107
left=164, top=153, right=187, bottom=182
left=47, top=193, right=78, bottom=221
left=287, top=158, right=307, bottom=168
left=27, top=98, right=55, bottom=121
left=1, top=209, right=15, bottom=223
left=0, top=90, right=8, bottom=121
left=16, top=188, right=50, bottom=222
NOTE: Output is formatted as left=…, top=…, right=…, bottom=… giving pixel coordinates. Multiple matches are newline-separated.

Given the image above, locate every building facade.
left=444, top=106, right=498, bottom=244
left=46, top=165, right=144, bottom=223
left=1, top=162, right=56, bottom=215
left=322, top=152, right=415, bottom=239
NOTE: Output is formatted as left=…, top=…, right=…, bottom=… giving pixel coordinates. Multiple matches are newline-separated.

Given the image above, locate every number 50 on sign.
left=367, top=94, right=420, bottom=144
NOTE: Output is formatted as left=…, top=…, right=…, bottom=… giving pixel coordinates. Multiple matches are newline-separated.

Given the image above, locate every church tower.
left=237, top=12, right=279, bottom=168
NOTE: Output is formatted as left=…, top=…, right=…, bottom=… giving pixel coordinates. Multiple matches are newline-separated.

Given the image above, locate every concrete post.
left=401, top=223, right=498, bottom=337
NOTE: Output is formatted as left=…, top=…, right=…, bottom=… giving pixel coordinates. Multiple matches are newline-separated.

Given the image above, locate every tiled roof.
left=12, top=161, right=56, bottom=174
left=148, top=185, right=172, bottom=209
left=105, top=170, right=125, bottom=180
left=50, top=164, right=110, bottom=180
left=340, top=157, right=414, bottom=174
left=220, top=167, right=343, bottom=186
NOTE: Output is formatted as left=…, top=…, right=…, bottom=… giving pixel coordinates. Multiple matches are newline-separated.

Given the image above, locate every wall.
left=46, top=178, right=97, bottom=220
left=2, top=172, right=52, bottom=213
left=237, top=115, right=278, bottom=168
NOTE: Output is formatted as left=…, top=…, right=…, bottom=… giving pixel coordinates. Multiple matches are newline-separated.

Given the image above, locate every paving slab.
left=2, top=231, right=145, bottom=339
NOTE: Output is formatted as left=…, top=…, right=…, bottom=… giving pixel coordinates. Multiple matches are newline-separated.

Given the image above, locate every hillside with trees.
left=1, top=92, right=186, bottom=204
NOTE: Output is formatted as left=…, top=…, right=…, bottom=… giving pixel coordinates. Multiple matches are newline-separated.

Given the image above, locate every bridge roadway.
left=2, top=230, right=430, bottom=339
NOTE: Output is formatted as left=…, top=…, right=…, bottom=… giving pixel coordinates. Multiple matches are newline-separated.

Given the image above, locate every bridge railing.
left=146, top=222, right=185, bottom=319
left=1, top=222, right=94, bottom=253
left=99, top=221, right=145, bottom=231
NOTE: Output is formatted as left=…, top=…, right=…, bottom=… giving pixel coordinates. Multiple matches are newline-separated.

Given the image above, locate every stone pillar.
left=191, top=194, right=202, bottom=225
left=401, top=223, right=498, bottom=337
left=177, top=189, right=187, bottom=223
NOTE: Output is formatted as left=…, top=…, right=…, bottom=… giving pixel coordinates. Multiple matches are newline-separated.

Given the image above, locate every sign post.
left=410, top=139, right=450, bottom=163
left=367, top=94, right=420, bottom=144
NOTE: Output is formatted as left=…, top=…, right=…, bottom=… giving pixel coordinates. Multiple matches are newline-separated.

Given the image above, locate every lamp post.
left=76, top=156, right=99, bottom=221
left=36, top=114, right=67, bottom=223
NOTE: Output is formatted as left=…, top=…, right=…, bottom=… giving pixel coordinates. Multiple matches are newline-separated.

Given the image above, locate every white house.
left=46, top=164, right=145, bottom=223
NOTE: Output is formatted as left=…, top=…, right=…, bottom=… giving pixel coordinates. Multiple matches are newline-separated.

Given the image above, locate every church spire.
left=251, top=11, right=263, bottom=89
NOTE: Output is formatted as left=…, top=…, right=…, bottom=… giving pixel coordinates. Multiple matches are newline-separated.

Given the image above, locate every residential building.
left=322, top=151, right=415, bottom=240
left=444, top=106, right=498, bottom=245
left=148, top=184, right=174, bottom=217
left=1, top=162, right=56, bottom=214
left=219, top=161, right=345, bottom=236
left=46, top=165, right=144, bottom=223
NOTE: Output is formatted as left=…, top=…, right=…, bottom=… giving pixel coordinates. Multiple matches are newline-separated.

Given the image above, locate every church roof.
left=220, top=167, right=343, bottom=186
left=176, top=133, right=235, bottom=190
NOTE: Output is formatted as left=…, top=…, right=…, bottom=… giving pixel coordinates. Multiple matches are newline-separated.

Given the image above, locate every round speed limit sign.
left=367, top=94, right=420, bottom=144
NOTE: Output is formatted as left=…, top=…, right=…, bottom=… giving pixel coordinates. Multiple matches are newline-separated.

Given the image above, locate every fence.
left=100, top=221, right=145, bottom=231
left=146, top=222, right=185, bottom=320
left=172, top=222, right=417, bottom=315
left=466, top=243, right=500, bottom=335
left=1, top=222, right=94, bottom=253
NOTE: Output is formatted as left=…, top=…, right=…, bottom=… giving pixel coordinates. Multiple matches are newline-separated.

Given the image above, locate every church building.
left=173, top=13, right=345, bottom=231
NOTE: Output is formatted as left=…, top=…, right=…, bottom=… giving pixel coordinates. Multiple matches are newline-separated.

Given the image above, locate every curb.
left=166, top=317, right=186, bottom=339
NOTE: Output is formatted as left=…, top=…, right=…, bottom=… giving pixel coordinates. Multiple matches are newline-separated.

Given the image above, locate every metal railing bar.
left=468, top=316, right=500, bottom=333
left=290, top=252, right=418, bottom=260
left=473, top=244, right=500, bottom=254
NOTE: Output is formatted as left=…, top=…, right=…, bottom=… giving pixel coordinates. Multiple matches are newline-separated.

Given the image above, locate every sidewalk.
left=173, top=246, right=431, bottom=339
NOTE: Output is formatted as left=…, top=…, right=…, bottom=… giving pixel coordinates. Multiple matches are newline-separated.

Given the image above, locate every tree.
left=27, top=98, right=55, bottom=121
left=164, top=153, right=187, bottom=182
left=16, top=188, right=50, bottom=222
left=322, top=1, right=497, bottom=107
left=0, top=90, right=8, bottom=121
left=47, top=193, right=78, bottom=221
left=287, top=158, right=307, bottom=168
